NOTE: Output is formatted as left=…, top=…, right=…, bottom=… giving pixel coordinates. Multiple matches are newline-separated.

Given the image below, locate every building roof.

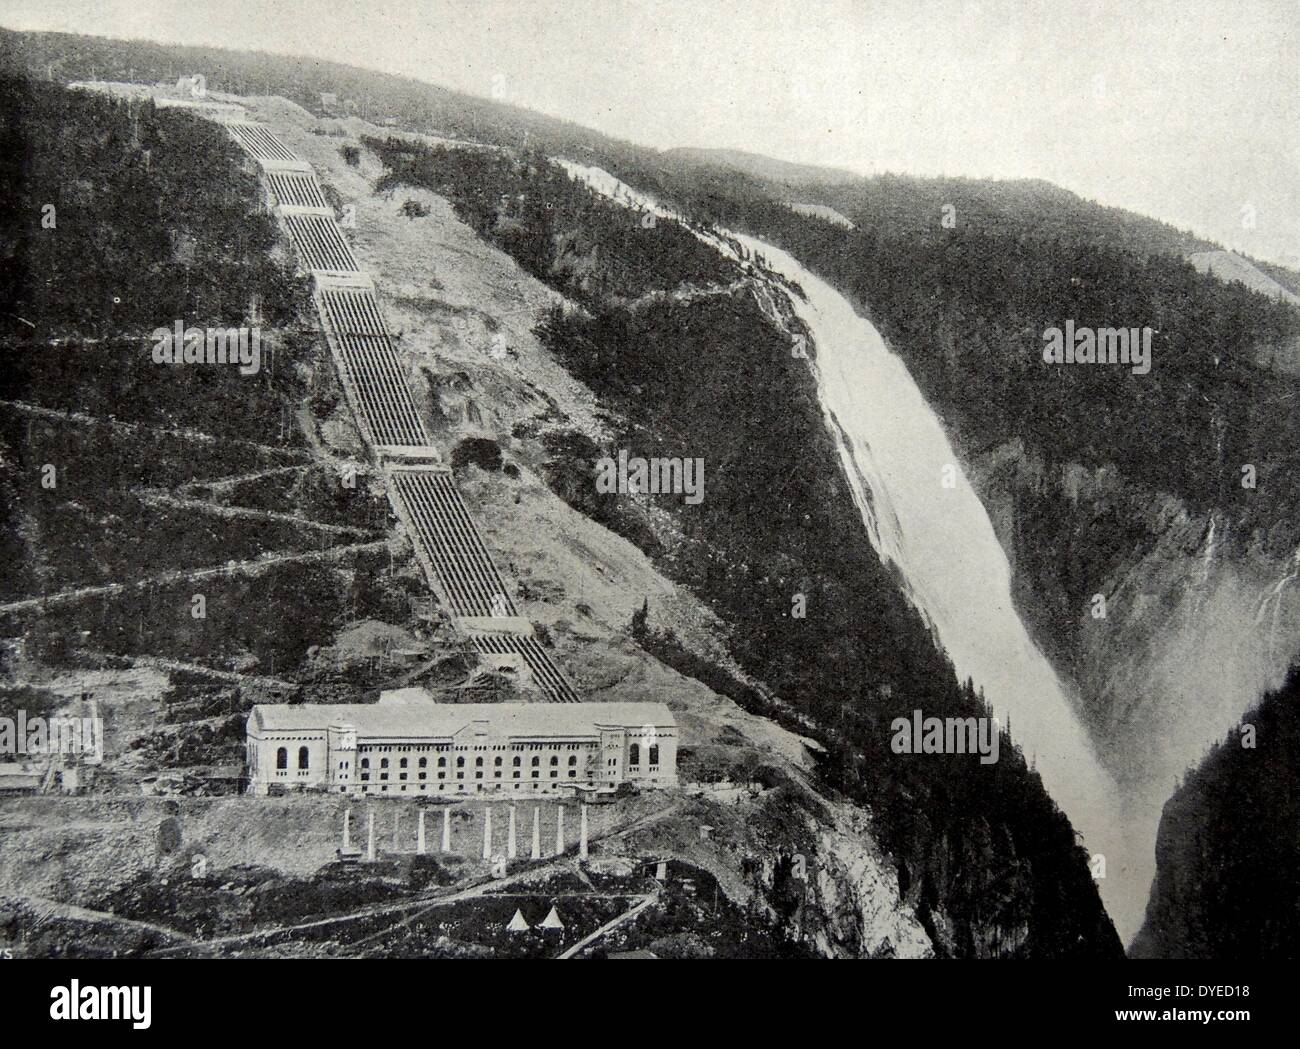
left=248, top=695, right=675, bottom=742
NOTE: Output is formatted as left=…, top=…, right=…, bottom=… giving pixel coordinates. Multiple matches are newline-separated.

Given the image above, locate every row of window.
left=352, top=780, right=617, bottom=794
left=278, top=744, right=660, bottom=772
left=361, top=768, right=579, bottom=782
left=360, top=742, right=592, bottom=753
left=359, top=754, right=586, bottom=771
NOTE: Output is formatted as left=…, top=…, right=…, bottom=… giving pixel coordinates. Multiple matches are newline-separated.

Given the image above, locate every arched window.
left=475, top=757, right=484, bottom=767
left=276, top=747, right=288, bottom=770
left=298, top=746, right=310, bottom=770
left=629, top=744, right=640, bottom=766
left=550, top=755, right=559, bottom=766
left=419, top=757, right=427, bottom=768
left=360, top=757, right=370, bottom=769
left=494, top=756, right=502, bottom=766
left=568, top=755, right=577, bottom=766
left=649, top=745, right=659, bottom=765
left=456, top=756, right=465, bottom=768
left=437, top=757, right=446, bottom=768
left=400, top=758, right=408, bottom=769
left=531, top=756, right=540, bottom=767
left=380, top=758, right=389, bottom=769
left=512, top=756, right=521, bottom=767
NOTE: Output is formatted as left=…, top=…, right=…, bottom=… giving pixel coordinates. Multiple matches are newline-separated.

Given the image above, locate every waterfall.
left=558, top=160, right=1144, bottom=942
left=729, top=233, right=1142, bottom=940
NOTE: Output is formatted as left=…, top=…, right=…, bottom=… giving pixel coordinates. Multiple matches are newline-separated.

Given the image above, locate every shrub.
left=450, top=437, right=502, bottom=473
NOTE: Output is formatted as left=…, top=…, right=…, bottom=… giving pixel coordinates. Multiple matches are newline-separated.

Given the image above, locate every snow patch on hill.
left=1188, top=250, right=1300, bottom=308
left=787, top=202, right=856, bottom=230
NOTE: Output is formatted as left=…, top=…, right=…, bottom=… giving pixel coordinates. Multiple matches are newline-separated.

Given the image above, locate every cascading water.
left=729, top=233, right=1144, bottom=939
left=559, top=160, right=1144, bottom=942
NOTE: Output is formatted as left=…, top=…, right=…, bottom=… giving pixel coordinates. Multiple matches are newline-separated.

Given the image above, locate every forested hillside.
left=1133, top=664, right=1300, bottom=959
left=715, top=205, right=1300, bottom=518
left=0, top=78, right=413, bottom=682
left=369, top=139, right=736, bottom=302
left=0, top=78, right=307, bottom=338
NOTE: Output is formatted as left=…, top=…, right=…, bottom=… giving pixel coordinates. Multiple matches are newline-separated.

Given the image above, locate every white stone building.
left=246, top=689, right=677, bottom=797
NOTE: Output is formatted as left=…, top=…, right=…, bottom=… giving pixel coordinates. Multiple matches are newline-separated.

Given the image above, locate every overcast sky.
left=5, top=0, right=1298, bottom=265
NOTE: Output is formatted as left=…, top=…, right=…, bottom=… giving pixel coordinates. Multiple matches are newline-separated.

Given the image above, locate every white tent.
left=539, top=906, right=564, bottom=931
left=506, top=908, right=530, bottom=932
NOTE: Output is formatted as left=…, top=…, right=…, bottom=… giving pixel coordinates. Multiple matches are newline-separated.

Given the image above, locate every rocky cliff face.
left=764, top=797, right=936, bottom=958
left=971, top=438, right=1299, bottom=797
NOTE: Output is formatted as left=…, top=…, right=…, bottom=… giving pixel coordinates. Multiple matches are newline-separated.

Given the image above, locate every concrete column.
left=531, top=807, right=541, bottom=860
left=367, top=811, right=375, bottom=862
left=555, top=807, right=564, bottom=856
left=482, top=807, right=492, bottom=860
left=342, top=807, right=351, bottom=850
left=579, top=804, right=589, bottom=859
left=441, top=807, right=451, bottom=853
left=507, top=806, right=517, bottom=859
left=417, top=810, right=426, bottom=855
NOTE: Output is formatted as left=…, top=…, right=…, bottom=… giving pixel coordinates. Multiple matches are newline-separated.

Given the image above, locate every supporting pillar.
left=441, top=807, right=451, bottom=853
left=417, top=810, right=426, bottom=855
left=342, top=807, right=351, bottom=850
left=507, top=806, right=517, bottom=859
left=531, top=807, right=541, bottom=860
left=366, top=811, right=375, bottom=862
left=482, top=807, right=492, bottom=861
left=579, top=804, right=589, bottom=859
left=555, top=806, right=564, bottom=856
